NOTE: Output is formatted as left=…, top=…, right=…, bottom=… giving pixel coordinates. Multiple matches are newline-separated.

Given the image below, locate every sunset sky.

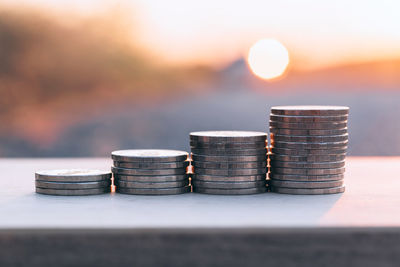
left=5, top=0, right=400, bottom=70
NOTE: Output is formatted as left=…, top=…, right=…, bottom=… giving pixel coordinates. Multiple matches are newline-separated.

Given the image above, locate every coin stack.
left=269, top=106, right=349, bottom=195
left=112, top=149, right=191, bottom=195
left=35, top=169, right=112, bottom=196
left=190, top=131, right=268, bottom=195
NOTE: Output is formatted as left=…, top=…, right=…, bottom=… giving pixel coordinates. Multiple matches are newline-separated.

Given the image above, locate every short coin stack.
left=35, top=169, right=112, bottom=196
left=269, top=106, right=349, bottom=195
left=112, top=149, right=190, bottom=195
left=190, top=131, right=268, bottom=195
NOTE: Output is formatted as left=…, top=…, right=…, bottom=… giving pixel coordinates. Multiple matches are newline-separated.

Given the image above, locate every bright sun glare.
left=247, top=39, right=289, bottom=80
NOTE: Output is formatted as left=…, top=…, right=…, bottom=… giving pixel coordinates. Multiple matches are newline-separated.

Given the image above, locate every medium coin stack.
left=112, top=149, right=191, bottom=195
left=269, top=105, right=349, bottom=195
left=35, top=169, right=112, bottom=196
left=190, top=131, right=268, bottom=195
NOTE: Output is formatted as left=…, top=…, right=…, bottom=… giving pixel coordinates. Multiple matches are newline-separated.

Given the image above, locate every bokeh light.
left=247, top=39, right=289, bottom=80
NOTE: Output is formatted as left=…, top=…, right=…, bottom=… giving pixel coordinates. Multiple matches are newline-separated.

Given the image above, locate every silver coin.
left=192, top=180, right=266, bottom=189
left=35, top=180, right=111, bottom=190
left=111, top=149, right=188, bottom=163
left=114, top=174, right=189, bottom=182
left=35, top=169, right=112, bottom=182
left=270, top=128, right=348, bottom=136
left=191, top=154, right=267, bottom=162
left=194, top=167, right=267, bottom=176
left=271, top=185, right=345, bottom=195
left=270, top=167, right=345, bottom=175
left=270, top=160, right=345, bottom=169
left=113, top=161, right=189, bottom=169
left=270, top=179, right=344, bottom=189
left=270, top=114, right=348, bottom=123
left=270, top=121, right=347, bottom=130
left=191, top=148, right=267, bottom=156
left=270, top=147, right=347, bottom=156
left=190, top=141, right=266, bottom=149
left=269, top=153, right=346, bottom=162
left=116, top=186, right=190, bottom=195
left=116, top=180, right=189, bottom=189
left=270, top=106, right=349, bottom=116
left=271, top=140, right=348, bottom=150
left=269, top=173, right=344, bottom=182
left=193, top=187, right=266, bottom=195
left=36, top=187, right=110, bottom=196
left=192, top=174, right=266, bottom=182
left=193, top=161, right=266, bottom=169
left=190, top=131, right=266, bottom=143
left=271, top=134, right=348, bottom=143
left=111, top=166, right=187, bottom=176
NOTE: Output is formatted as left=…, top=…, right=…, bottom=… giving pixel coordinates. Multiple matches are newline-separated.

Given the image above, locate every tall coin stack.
left=269, top=106, right=349, bottom=195
left=112, top=149, right=191, bottom=195
left=35, top=169, right=112, bottom=196
left=190, top=131, right=268, bottom=195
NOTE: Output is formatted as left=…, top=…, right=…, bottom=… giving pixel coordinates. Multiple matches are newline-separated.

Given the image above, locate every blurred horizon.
left=0, top=2, right=399, bottom=157
left=2, top=0, right=400, bottom=70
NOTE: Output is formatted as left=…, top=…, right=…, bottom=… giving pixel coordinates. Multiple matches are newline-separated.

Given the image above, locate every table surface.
left=1, top=157, right=399, bottom=228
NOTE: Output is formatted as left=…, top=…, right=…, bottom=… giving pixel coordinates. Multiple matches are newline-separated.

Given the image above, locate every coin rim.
left=116, top=186, right=191, bottom=195
left=271, top=185, right=345, bottom=194
left=193, top=186, right=267, bottom=195
left=35, top=187, right=110, bottom=196
left=270, top=179, right=344, bottom=189
left=35, top=180, right=111, bottom=190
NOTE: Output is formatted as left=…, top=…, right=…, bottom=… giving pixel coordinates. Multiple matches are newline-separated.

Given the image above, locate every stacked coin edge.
left=35, top=169, right=112, bottom=196
left=269, top=106, right=349, bottom=195
left=190, top=131, right=268, bottom=195
left=112, top=149, right=191, bottom=195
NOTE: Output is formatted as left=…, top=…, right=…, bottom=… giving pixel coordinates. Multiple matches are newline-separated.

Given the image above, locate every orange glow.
left=247, top=39, right=289, bottom=80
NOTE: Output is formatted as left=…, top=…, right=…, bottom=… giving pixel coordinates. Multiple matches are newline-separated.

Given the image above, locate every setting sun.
left=247, top=39, right=289, bottom=80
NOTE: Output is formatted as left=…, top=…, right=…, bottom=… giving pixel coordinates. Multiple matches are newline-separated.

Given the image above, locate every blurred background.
left=0, top=0, right=399, bottom=157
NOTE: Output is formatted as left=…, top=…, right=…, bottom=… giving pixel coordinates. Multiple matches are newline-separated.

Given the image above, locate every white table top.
left=1, top=157, right=399, bottom=228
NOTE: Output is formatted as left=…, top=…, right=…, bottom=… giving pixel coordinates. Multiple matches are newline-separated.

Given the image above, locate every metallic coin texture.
left=190, top=148, right=267, bottom=156
left=116, top=186, right=190, bottom=195
left=270, top=121, right=347, bottom=130
left=270, top=106, right=349, bottom=116
left=192, top=180, right=266, bottom=189
left=190, top=131, right=266, bottom=143
left=193, top=161, right=266, bottom=169
left=194, top=167, right=267, bottom=176
left=111, top=166, right=186, bottom=176
left=270, top=160, right=345, bottom=169
left=270, top=128, right=348, bottom=136
left=270, top=147, right=347, bottom=156
left=35, top=169, right=112, bottom=182
left=271, top=134, right=348, bottom=143
left=269, top=154, right=346, bottom=162
left=192, top=174, right=266, bottom=182
left=36, top=187, right=110, bottom=196
left=271, top=185, right=345, bottom=195
left=35, top=180, right=111, bottom=190
left=113, top=161, right=189, bottom=169
left=269, top=173, right=344, bottom=182
left=271, top=140, right=348, bottom=149
left=111, top=149, right=188, bottom=163
left=270, top=114, right=348, bottom=123
left=191, top=154, right=267, bottom=162
left=270, top=167, right=345, bottom=175
left=190, top=141, right=266, bottom=149
left=193, top=187, right=266, bottom=195
left=270, top=179, right=344, bottom=189
left=116, top=180, right=189, bottom=189
left=114, top=174, right=189, bottom=183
